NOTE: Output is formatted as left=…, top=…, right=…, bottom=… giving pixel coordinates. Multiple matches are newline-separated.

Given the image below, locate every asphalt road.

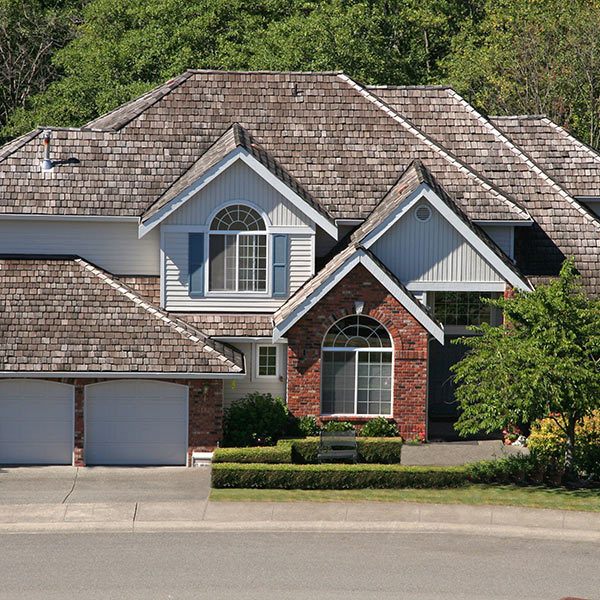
left=1, top=531, right=598, bottom=599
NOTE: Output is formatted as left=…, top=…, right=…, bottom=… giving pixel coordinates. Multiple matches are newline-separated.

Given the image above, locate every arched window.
left=321, top=315, right=393, bottom=416
left=209, top=205, right=267, bottom=292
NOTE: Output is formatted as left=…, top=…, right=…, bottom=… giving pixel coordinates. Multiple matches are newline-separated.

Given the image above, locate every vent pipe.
left=41, top=130, right=53, bottom=171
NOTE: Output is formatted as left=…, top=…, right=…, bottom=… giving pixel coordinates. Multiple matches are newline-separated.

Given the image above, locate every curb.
left=0, top=519, right=599, bottom=542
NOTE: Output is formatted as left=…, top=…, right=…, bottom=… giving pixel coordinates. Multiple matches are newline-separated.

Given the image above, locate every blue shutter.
left=272, top=234, right=289, bottom=298
left=188, top=233, right=204, bottom=297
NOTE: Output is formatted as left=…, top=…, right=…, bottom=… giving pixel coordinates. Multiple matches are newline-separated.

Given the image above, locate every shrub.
left=212, top=463, right=468, bottom=490
left=296, top=415, right=320, bottom=437
left=222, top=393, right=289, bottom=447
left=359, top=417, right=399, bottom=438
left=277, top=437, right=403, bottom=464
left=322, top=420, right=355, bottom=432
left=212, top=445, right=292, bottom=464
left=466, top=455, right=545, bottom=486
left=528, top=412, right=600, bottom=479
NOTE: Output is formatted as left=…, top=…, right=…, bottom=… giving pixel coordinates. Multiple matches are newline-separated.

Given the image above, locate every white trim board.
left=361, top=185, right=532, bottom=292
left=139, top=147, right=337, bottom=239
left=273, top=249, right=445, bottom=344
left=0, top=372, right=245, bottom=379
left=0, top=214, right=139, bottom=222
left=406, top=282, right=507, bottom=292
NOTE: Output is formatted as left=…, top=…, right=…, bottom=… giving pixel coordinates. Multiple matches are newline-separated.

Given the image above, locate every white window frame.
left=320, top=316, right=394, bottom=418
left=255, top=344, right=280, bottom=379
left=205, top=202, right=271, bottom=297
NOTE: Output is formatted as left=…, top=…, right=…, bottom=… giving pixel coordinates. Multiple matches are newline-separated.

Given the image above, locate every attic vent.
left=414, top=204, right=432, bottom=223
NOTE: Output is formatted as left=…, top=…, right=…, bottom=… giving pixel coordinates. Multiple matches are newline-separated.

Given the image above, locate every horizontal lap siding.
left=223, top=343, right=287, bottom=408
left=0, top=220, right=159, bottom=275
left=371, top=205, right=503, bottom=284
left=164, top=232, right=314, bottom=311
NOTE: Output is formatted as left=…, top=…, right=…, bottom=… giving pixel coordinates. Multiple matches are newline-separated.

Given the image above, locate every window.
left=209, top=205, right=267, bottom=292
left=257, top=345, right=278, bottom=377
left=431, top=292, right=499, bottom=326
left=321, top=315, right=393, bottom=416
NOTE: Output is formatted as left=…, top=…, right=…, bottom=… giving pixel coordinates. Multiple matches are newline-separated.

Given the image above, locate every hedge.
left=211, top=463, right=468, bottom=489
left=278, top=437, right=403, bottom=464
left=212, top=445, right=292, bottom=464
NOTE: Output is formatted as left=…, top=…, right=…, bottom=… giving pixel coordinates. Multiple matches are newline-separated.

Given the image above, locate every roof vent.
left=414, top=204, right=432, bottom=223
left=40, top=129, right=80, bottom=172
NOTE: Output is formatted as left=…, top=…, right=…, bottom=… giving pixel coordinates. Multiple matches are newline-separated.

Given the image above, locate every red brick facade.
left=286, top=264, right=429, bottom=440
left=43, top=377, right=223, bottom=466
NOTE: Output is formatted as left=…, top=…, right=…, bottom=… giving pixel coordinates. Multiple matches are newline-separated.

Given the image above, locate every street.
left=1, top=531, right=598, bottom=599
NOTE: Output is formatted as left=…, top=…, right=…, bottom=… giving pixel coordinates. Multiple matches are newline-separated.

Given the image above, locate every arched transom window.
left=321, top=315, right=393, bottom=416
left=209, top=205, right=267, bottom=292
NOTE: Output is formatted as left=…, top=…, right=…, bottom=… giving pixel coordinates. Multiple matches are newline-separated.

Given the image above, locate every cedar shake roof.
left=0, top=71, right=526, bottom=223
left=490, top=115, right=600, bottom=198
left=0, top=257, right=243, bottom=374
left=369, top=86, right=600, bottom=294
left=141, top=122, right=332, bottom=225
left=275, top=160, right=522, bottom=328
left=174, top=313, right=274, bottom=338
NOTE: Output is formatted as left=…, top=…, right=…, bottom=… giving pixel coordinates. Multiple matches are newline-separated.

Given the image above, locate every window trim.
left=320, top=316, right=394, bottom=418
left=204, top=202, right=272, bottom=297
left=255, top=344, right=280, bottom=379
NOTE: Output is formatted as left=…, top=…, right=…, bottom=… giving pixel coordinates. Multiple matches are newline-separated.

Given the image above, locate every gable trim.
left=362, top=185, right=532, bottom=292
left=139, top=148, right=337, bottom=239
left=273, top=249, right=444, bottom=344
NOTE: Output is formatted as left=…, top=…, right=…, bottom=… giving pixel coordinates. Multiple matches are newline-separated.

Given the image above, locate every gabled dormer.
left=138, top=124, right=337, bottom=312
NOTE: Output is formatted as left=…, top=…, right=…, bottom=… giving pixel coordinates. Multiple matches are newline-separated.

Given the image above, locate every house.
left=0, top=71, right=598, bottom=466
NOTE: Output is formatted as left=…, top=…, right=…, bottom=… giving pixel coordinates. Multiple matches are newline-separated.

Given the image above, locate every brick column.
left=73, top=380, right=85, bottom=466
left=187, top=379, right=224, bottom=461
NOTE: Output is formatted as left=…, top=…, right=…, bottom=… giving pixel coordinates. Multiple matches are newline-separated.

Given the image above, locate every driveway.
left=0, top=466, right=211, bottom=504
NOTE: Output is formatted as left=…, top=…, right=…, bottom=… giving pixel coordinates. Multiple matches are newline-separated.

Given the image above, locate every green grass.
left=210, top=484, right=600, bottom=512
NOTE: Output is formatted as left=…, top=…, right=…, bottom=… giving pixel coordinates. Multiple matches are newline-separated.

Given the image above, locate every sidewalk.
left=0, top=499, right=599, bottom=542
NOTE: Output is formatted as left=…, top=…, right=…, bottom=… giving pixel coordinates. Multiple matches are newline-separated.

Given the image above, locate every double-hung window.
left=321, top=315, right=393, bottom=416
left=208, top=205, right=267, bottom=292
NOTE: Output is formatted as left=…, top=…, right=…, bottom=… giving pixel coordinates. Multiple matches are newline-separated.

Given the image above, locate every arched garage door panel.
left=85, top=380, right=188, bottom=466
left=0, top=380, right=74, bottom=465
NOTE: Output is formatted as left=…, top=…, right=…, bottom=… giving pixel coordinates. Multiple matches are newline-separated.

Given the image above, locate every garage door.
left=85, top=380, right=188, bottom=466
left=0, top=380, right=74, bottom=465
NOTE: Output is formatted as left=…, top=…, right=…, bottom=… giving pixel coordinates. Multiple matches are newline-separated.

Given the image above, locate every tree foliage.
left=451, top=260, right=600, bottom=473
left=443, top=0, right=600, bottom=148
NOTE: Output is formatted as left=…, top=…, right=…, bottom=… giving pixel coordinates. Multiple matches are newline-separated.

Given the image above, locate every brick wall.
left=286, top=264, right=429, bottom=440
left=46, top=376, right=223, bottom=466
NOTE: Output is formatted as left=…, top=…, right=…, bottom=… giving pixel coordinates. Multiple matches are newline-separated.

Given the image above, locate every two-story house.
left=0, top=71, right=598, bottom=466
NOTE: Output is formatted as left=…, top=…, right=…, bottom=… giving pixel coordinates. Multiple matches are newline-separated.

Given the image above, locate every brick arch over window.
left=286, top=264, right=428, bottom=440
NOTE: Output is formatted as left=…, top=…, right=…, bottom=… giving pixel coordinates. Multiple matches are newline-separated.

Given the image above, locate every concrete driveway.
left=0, top=466, right=211, bottom=504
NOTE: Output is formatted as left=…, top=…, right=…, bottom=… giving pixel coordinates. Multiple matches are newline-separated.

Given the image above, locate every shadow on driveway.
left=0, top=466, right=211, bottom=505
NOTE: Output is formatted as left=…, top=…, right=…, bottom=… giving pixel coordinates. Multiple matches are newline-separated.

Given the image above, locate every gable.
left=164, top=159, right=313, bottom=228
left=371, top=199, right=505, bottom=289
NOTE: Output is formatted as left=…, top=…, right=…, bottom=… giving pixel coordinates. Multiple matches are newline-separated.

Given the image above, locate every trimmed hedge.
left=212, top=445, right=292, bottom=464
left=279, top=437, right=403, bottom=464
left=211, top=463, right=468, bottom=489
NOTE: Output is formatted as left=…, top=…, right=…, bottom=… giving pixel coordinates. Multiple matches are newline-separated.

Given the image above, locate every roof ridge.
left=444, top=95, right=600, bottom=230
left=75, top=257, right=243, bottom=371
left=0, top=129, right=42, bottom=163
left=185, top=69, right=345, bottom=75
left=338, top=74, right=530, bottom=221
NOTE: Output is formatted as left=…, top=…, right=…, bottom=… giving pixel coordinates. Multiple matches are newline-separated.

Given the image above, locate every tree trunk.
left=564, top=417, right=577, bottom=479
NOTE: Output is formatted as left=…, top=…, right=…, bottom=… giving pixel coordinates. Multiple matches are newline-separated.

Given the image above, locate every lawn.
left=211, top=484, right=600, bottom=512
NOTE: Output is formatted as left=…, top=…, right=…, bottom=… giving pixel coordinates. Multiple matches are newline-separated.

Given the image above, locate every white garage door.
left=0, top=379, right=74, bottom=465
left=85, top=380, right=188, bottom=466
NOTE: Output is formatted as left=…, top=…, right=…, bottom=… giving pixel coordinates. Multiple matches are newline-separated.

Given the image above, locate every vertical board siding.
left=223, top=343, right=287, bottom=408
left=164, top=160, right=312, bottom=228
left=371, top=206, right=504, bottom=284
left=0, top=220, right=159, bottom=275
left=164, top=232, right=314, bottom=311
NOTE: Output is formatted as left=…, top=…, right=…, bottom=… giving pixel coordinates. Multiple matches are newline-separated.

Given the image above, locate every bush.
left=527, top=412, right=600, bottom=479
left=359, top=417, right=399, bottom=438
left=322, top=420, right=355, bottom=432
left=212, top=445, right=292, bottom=464
left=222, top=393, right=289, bottom=447
left=212, top=463, right=468, bottom=490
left=296, top=415, right=320, bottom=437
left=278, top=437, right=403, bottom=464
left=466, top=455, right=545, bottom=485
